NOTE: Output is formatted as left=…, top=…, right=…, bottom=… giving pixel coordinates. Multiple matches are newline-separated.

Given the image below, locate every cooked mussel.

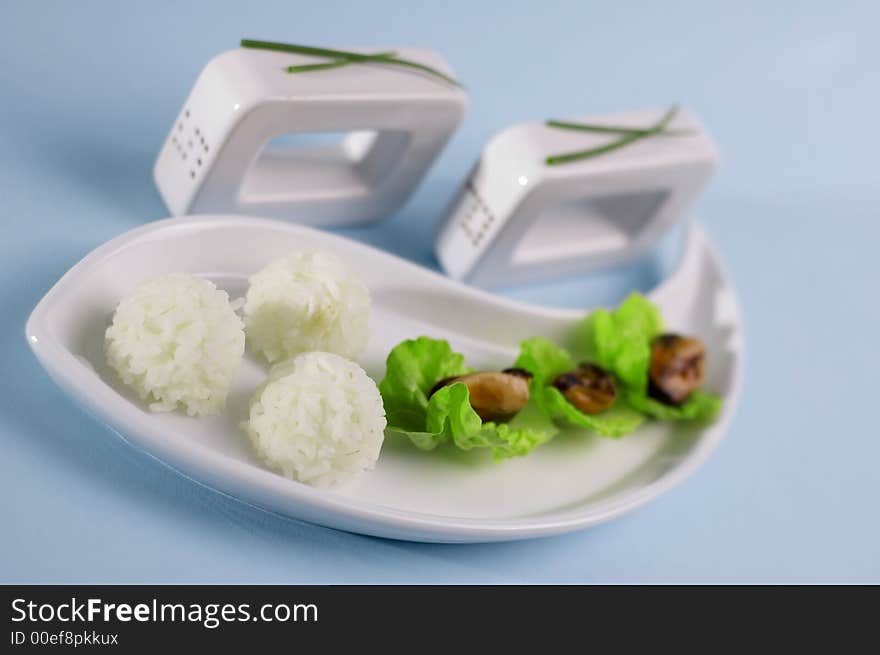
left=648, top=333, right=705, bottom=405
left=429, top=368, right=532, bottom=423
left=553, top=363, right=616, bottom=415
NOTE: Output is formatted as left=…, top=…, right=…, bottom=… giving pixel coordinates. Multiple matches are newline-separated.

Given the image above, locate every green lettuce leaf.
left=580, top=292, right=663, bottom=391
left=626, top=390, right=722, bottom=423
left=580, top=292, right=722, bottom=422
left=539, top=388, right=646, bottom=437
left=514, top=337, right=644, bottom=437
left=379, top=336, right=556, bottom=459
left=513, top=335, right=574, bottom=382
left=459, top=400, right=558, bottom=461
left=378, top=336, right=471, bottom=435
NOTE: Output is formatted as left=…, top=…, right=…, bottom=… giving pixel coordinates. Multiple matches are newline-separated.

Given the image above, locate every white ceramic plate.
left=26, top=215, right=742, bottom=542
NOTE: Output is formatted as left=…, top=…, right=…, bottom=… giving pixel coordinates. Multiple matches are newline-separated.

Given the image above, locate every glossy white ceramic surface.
left=26, top=215, right=742, bottom=542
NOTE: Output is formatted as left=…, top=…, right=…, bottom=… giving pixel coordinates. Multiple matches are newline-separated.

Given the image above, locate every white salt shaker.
left=154, top=45, right=467, bottom=227
left=434, top=107, right=717, bottom=287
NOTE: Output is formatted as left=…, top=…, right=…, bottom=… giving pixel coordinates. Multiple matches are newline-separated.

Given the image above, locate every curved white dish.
left=26, top=215, right=742, bottom=543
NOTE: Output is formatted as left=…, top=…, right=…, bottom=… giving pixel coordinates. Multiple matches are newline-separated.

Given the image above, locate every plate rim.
left=25, top=214, right=744, bottom=543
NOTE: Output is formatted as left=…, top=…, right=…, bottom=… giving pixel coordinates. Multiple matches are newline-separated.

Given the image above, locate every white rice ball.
left=244, top=352, right=386, bottom=488
left=242, top=251, right=370, bottom=364
left=104, top=273, right=245, bottom=416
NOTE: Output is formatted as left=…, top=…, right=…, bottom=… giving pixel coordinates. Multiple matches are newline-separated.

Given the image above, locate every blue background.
left=2, top=1, right=878, bottom=583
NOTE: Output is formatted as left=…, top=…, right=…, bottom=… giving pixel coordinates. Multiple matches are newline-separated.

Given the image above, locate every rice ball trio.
left=103, top=251, right=384, bottom=488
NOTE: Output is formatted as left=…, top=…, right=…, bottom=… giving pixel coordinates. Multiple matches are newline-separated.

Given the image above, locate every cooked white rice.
left=242, top=251, right=370, bottom=364
left=104, top=273, right=245, bottom=416
left=243, top=351, right=386, bottom=488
